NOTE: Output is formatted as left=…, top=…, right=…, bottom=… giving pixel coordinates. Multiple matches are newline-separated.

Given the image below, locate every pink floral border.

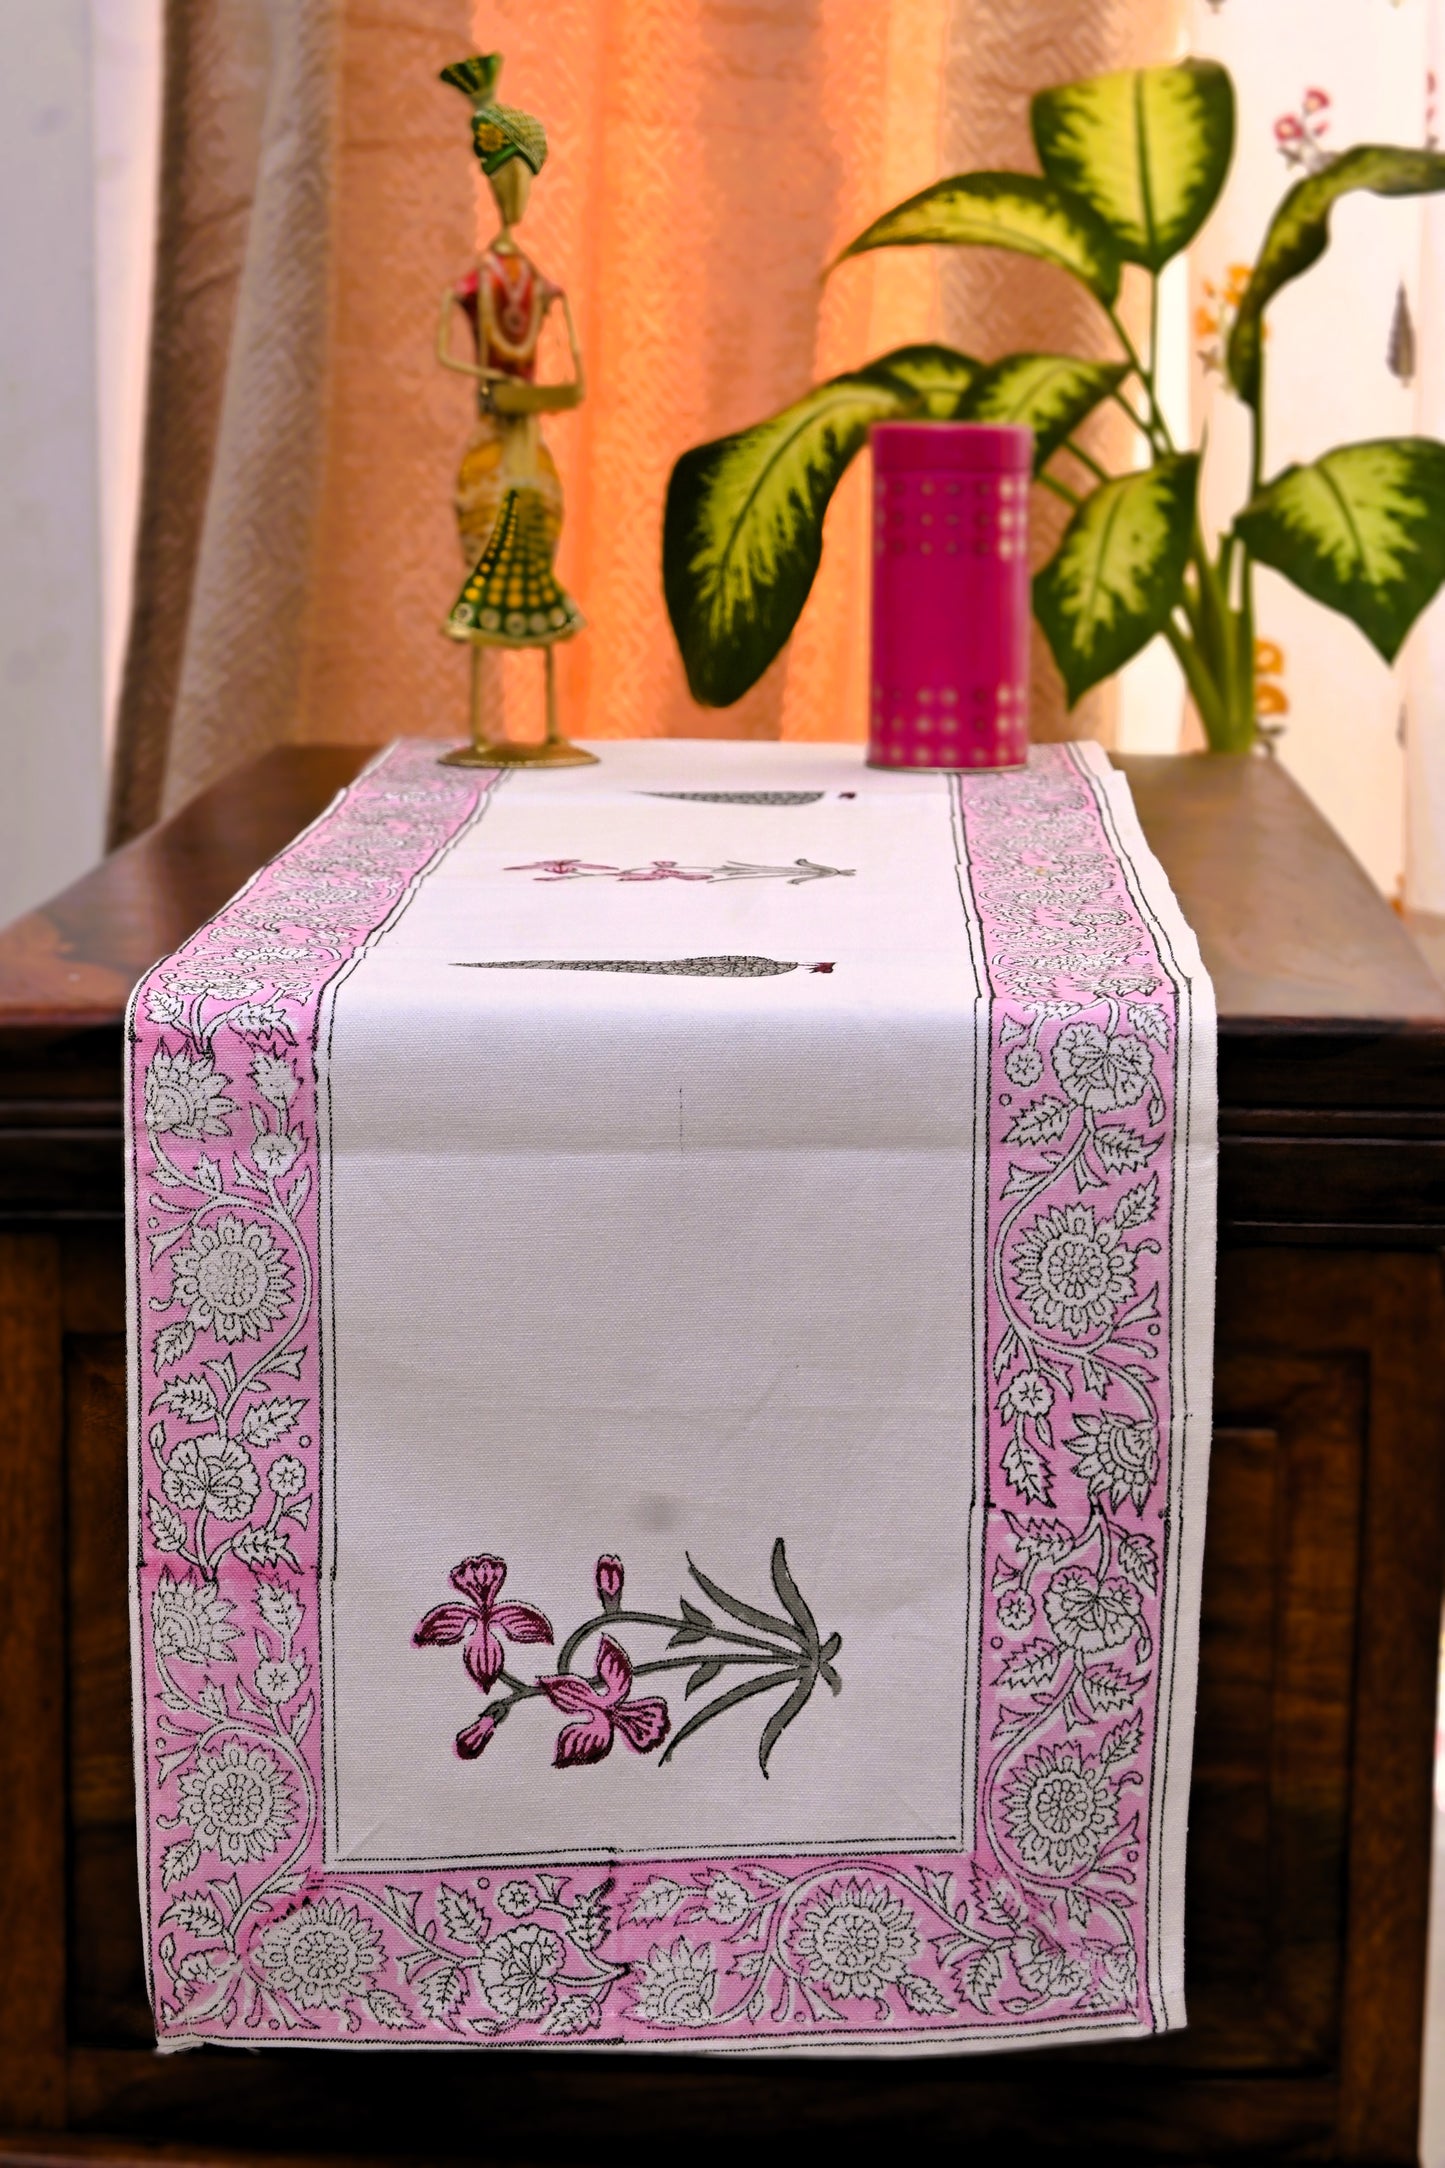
left=129, top=742, right=1193, bottom=2050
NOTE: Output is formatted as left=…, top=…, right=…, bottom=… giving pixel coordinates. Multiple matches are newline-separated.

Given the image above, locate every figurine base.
left=438, top=737, right=599, bottom=770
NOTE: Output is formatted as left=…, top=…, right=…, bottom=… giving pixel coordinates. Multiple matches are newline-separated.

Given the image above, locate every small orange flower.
left=1255, top=637, right=1289, bottom=719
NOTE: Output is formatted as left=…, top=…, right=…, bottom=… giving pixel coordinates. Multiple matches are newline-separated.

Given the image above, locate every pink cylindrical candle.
left=868, top=421, right=1032, bottom=771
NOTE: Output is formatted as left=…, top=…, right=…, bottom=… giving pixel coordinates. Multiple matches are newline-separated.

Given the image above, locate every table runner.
left=127, top=738, right=1215, bottom=2055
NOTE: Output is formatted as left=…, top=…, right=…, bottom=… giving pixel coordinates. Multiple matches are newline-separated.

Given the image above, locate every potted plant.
left=662, top=59, right=1445, bottom=751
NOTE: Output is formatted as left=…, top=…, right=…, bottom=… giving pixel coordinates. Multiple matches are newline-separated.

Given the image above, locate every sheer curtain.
left=109, top=0, right=1178, bottom=838
left=1187, top=0, right=1440, bottom=899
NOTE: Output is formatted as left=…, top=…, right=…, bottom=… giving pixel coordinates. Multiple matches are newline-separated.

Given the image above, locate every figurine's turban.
left=440, top=54, right=549, bottom=177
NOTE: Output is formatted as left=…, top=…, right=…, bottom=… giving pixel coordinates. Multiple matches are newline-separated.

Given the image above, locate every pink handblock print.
left=415, top=1541, right=839, bottom=1775
left=412, top=1553, right=553, bottom=1690
left=505, top=858, right=854, bottom=887
left=506, top=859, right=621, bottom=879
left=506, top=858, right=712, bottom=882
left=537, top=1636, right=671, bottom=1767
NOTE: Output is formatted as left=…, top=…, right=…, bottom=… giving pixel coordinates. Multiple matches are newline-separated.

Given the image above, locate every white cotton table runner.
left=128, top=739, right=1216, bottom=2054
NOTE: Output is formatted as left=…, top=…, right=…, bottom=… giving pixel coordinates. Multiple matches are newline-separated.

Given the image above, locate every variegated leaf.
left=835, top=172, right=1121, bottom=304
left=663, top=370, right=916, bottom=706
left=868, top=341, right=980, bottom=418
left=1032, top=61, right=1234, bottom=271
left=1229, top=146, right=1445, bottom=407
left=1034, top=454, right=1198, bottom=705
left=1234, top=438, right=1445, bottom=662
left=958, top=354, right=1128, bottom=471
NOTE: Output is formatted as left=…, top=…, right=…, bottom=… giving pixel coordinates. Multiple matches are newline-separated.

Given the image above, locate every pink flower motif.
left=505, top=859, right=617, bottom=880
left=414, top=1554, right=553, bottom=1691
left=455, top=1711, right=499, bottom=1760
left=1274, top=113, right=1303, bottom=141
left=595, top=1554, right=624, bottom=1611
left=536, top=1635, right=670, bottom=1767
left=616, top=860, right=712, bottom=882
left=1303, top=86, right=1330, bottom=114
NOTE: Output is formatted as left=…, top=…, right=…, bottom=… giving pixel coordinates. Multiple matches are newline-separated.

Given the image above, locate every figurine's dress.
left=444, top=246, right=583, bottom=646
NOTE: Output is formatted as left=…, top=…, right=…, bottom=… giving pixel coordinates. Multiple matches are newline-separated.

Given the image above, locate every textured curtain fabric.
left=110, top=0, right=1181, bottom=839
left=1188, top=0, right=1438, bottom=900
left=107, top=0, right=273, bottom=841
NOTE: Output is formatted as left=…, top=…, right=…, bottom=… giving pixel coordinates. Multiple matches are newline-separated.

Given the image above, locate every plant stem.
left=1107, top=387, right=1156, bottom=445
left=1162, top=619, right=1228, bottom=745
left=1105, top=305, right=1174, bottom=455
left=555, top=1606, right=789, bottom=1673
left=1058, top=438, right=1111, bottom=486
left=1235, top=364, right=1266, bottom=747
left=1191, top=522, right=1232, bottom=688
left=1036, top=471, right=1082, bottom=511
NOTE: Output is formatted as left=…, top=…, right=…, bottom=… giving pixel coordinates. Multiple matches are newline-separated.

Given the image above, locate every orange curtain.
left=112, top=0, right=1180, bottom=834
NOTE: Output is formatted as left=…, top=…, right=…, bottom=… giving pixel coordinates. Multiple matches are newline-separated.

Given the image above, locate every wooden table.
left=1, top=746, right=1442, bottom=2166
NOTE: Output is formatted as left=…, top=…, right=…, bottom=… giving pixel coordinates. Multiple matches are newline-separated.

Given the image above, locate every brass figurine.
left=437, top=54, right=594, bottom=768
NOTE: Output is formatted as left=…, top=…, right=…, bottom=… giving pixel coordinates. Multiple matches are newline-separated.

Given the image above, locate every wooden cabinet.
left=1, top=749, right=1442, bottom=2164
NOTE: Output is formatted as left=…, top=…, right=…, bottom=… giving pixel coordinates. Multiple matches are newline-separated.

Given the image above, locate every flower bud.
left=595, top=1554, right=624, bottom=1612
left=455, top=1711, right=498, bottom=1760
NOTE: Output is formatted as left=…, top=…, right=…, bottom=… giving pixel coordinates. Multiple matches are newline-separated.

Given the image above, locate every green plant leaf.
left=663, top=370, right=913, bottom=707
left=957, top=354, right=1129, bottom=471
left=834, top=172, right=1121, bottom=305
left=1034, top=453, right=1198, bottom=705
left=1235, top=437, right=1445, bottom=662
left=1228, top=146, right=1445, bottom=407
left=1031, top=60, right=1234, bottom=271
left=868, top=342, right=980, bottom=418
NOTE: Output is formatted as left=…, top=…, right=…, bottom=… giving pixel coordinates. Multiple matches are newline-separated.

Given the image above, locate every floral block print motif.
left=414, top=1544, right=842, bottom=1774
left=129, top=742, right=1211, bottom=2052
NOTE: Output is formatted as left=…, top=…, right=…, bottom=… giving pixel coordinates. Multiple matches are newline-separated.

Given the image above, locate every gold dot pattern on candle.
left=874, top=473, right=1028, bottom=563
left=869, top=434, right=1031, bottom=771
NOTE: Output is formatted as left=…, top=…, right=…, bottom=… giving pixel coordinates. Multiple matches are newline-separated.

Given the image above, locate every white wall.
left=0, top=0, right=161, bottom=930
left=0, top=2, right=105, bottom=925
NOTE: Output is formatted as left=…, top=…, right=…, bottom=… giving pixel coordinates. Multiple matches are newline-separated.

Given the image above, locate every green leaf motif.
left=1035, top=453, right=1199, bottom=705
left=662, top=370, right=913, bottom=707
left=1235, top=438, right=1445, bottom=662
left=868, top=342, right=980, bottom=418
left=957, top=354, right=1129, bottom=471
left=834, top=172, right=1122, bottom=305
left=1032, top=60, right=1234, bottom=271
left=1228, top=146, right=1445, bottom=407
